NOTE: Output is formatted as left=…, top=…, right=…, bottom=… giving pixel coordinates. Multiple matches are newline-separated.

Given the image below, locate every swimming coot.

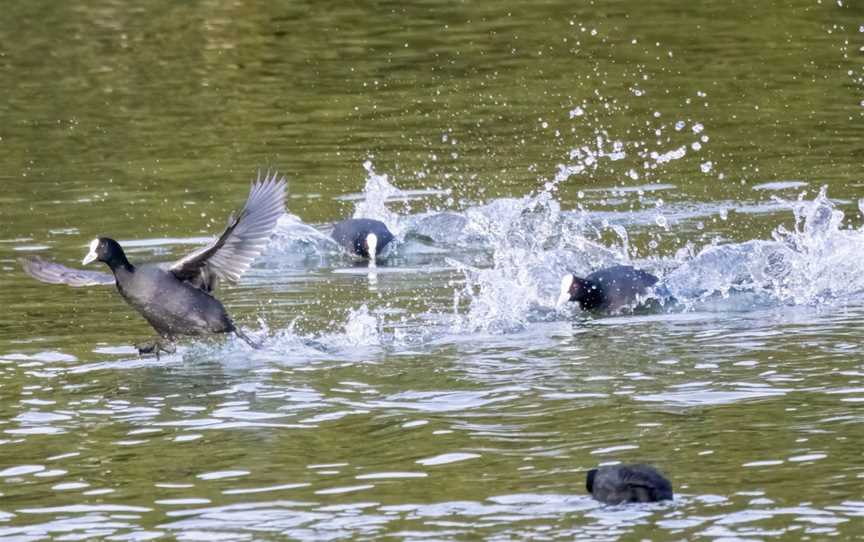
left=20, top=172, right=287, bottom=357
left=557, top=265, right=658, bottom=312
left=586, top=464, right=673, bottom=504
left=331, top=218, right=395, bottom=261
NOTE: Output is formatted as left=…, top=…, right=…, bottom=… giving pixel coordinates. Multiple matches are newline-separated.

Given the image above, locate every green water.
left=1, top=1, right=863, bottom=540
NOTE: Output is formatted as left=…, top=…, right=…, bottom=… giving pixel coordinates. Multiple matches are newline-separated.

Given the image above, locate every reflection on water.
left=2, top=0, right=864, bottom=540
left=3, top=287, right=864, bottom=539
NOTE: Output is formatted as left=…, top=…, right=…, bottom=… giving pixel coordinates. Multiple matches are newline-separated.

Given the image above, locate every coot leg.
left=157, top=340, right=177, bottom=355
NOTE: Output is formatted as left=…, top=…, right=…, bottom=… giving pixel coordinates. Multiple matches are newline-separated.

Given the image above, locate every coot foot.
left=136, top=338, right=177, bottom=359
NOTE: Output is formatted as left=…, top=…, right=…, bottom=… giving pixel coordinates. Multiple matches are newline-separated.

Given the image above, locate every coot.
left=20, top=171, right=287, bottom=356
left=586, top=464, right=673, bottom=504
left=331, top=218, right=395, bottom=261
left=557, top=265, right=658, bottom=312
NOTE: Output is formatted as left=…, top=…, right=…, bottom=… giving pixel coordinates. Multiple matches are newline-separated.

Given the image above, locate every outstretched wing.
left=20, top=256, right=115, bottom=287
left=170, top=171, right=287, bottom=289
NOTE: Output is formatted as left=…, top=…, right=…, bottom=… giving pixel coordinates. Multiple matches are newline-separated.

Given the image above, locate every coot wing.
left=170, top=171, right=287, bottom=287
left=626, top=267, right=659, bottom=288
left=588, top=265, right=658, bottom=288
left=20, top=256, right=115, bottom=287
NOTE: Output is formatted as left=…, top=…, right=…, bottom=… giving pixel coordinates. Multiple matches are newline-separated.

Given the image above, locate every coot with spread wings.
left=20, top=171, right=287, bottom=357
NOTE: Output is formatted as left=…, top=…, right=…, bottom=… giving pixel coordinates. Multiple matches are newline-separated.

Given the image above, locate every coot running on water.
left=558, top=265, right=659, bottom=312
left=331, top=218, right=395, bottom=261
left=20, top=172, right=287, bottom=357
left=586, top=464, right=673, bottom=504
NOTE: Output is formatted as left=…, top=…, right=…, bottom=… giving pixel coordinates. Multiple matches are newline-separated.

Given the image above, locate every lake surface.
left=1, top=1, right=863, bottom=540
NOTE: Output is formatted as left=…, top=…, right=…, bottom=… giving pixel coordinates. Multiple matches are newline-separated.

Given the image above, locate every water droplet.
left=674, top=121, right=685, bottom=131
left=700, top=161, right=713, bottom=173
left=569, top=106, right=585, bottom=118
left=655, top=215, right=668, bottom=228
left=691, top=142, right=702, bottom=151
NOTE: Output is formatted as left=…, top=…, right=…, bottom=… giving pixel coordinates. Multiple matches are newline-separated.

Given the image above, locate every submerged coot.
left=20, top=172, right=287, bottom=356
left=586, top=464, right=673, bottom=504
left=331, top=218, right=394, bottom=261
left=558, top=265, right=658, bottom=312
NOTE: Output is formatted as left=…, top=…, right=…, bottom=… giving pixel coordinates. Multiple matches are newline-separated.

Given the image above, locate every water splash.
left=352, top=161, right=404, bottom=234
left=449, top=189, right=629, bottom=333
left=342, top=305, right=382, bottom=347
left=445, top=121, right=693, bottom=332
left=768, top=187, right=864, bottom=304
left=667, top=187, right=864, bottom=307
left=447, top=183, right=864, bottom=332
left=265, top=213, right=340, bottom=265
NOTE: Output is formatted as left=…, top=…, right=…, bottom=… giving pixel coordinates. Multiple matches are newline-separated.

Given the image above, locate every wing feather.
left=19, top=256, right=115, bottom=287
left=170, top=171, right=287, bottom=287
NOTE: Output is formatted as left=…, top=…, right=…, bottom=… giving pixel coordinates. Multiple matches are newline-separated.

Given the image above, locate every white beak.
left=556, top=274, right=574, bottom=308
left=366, top=233, right=378, bottom=263
left=82, top=239, right=99, bottom=265
left=556, top=292, right=570, bottom=308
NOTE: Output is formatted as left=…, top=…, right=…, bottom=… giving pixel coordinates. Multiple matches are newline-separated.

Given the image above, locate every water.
left=2, top=1, right=864, bottom=540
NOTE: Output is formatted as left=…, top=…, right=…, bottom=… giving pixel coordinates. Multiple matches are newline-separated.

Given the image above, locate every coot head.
left=556, top=274, right=602, bottom=309
left=82, top=237, right=129, bottom=269
left=557, top=266, right=660, bottom=312
left=586, top=468, right=597, bottom=493
left=331, top=218, right=394, bottom=260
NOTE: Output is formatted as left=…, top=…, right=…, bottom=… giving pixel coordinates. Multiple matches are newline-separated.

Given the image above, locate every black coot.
left=558, top=265, right=658, bottom=312
left=586, top=464, right=673, bottom=504
left=20, top=172, right=287, bottom=356
left=331, top=218, right=395, bottom=260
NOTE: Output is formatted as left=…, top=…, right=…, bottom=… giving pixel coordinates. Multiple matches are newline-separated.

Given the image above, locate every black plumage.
left=20, top=172, right=287, bottom=356
left=331, top=218, right=395, bottom=260
left=559, top=265, right=658, bottom=312
left=586, top=464, right=673, bottom=504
